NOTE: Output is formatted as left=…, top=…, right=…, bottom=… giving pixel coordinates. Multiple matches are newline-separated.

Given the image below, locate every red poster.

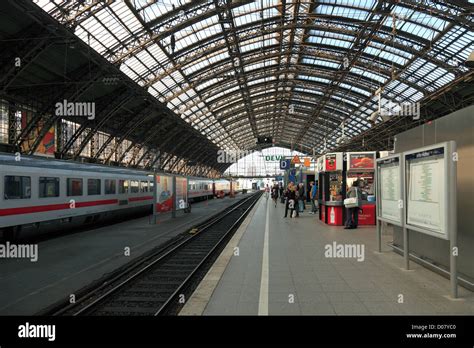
left=349, top=154, right=375, bottom=169
left=325, top=154, right=337, bottom=171
left=156, top=175, right=173, bottom=213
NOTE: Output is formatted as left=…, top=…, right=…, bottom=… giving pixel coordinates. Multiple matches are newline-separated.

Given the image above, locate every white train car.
left=0, top=153, right=154, bottom=239
left=0, top=153, right=238, bottom=240
left=188, top=178, right=213, bottom=201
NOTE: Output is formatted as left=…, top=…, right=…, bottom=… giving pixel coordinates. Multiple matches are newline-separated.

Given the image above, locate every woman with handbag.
left=344, top=180, right=361, bottom=229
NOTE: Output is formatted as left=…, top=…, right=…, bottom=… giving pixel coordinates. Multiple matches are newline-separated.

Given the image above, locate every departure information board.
left=405, top=145, right=448, bottom=238
left=376, top=155, right=402, bottom=224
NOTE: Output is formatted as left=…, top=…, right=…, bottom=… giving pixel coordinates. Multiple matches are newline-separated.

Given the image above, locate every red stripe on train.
left=0, top=199, right=118, bottom=216
left=128, top=196, right=153, bottom=202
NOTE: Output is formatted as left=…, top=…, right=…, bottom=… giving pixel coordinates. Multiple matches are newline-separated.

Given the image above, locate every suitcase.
left=280, top=196, right=285, bottom=203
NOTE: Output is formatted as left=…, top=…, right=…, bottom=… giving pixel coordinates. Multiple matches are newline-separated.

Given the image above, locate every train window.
left=105, top=179, right=116, bottom=195
left=87, top=179, right=101, bottom=195
left=149, top=181, right=154, bottom=191
left=39, top=177, right=60, bottom=198
left=118, top=180, right=128, bottom=194
left=4, top=176, right=31, bottom=199
left=130, top=180, right=139, bottom=193
left=140, top=181, right=148, bottom=193
left=67, top=178, right=83, bottom=196
left=204, top=184, right=208, bottom=190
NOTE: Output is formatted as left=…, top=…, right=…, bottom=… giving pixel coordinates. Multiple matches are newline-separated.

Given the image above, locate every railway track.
left=40, top=191, right=262, bottom=316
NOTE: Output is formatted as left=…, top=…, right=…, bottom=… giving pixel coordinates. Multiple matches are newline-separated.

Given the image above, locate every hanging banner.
left=156, top=175, right=174, bottom=212
left=175, top=177, right=188, bottom=210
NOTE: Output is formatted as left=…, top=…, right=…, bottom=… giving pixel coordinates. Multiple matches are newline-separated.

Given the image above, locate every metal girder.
left=122, top=123, right=171, bottom=166
left=311, top=20, right=460, bottom=151
left=0, top=27, right=55, bottom=92
left=57, top=88, right=132, bottom=157
left=47, top=0, right=113, bottom=29
left=194, top=54, right=426, bottom=105
left=123, top=0, right=237, bottom=151
left=95, top=105, right=157, bottom=161
left=174, top=139, right=216, bottom=173
left=16, top=65, right=103, bottom=155
left=211, top=88, right=359, bottom=124
left=214, top=0, right=259, bottom=142
left=160, top=132, right=196, bottom=169
left=131, top=124, right=184, bottom=168
left=182, top=23, right=454, bottom=84
left=73, top=93, right=134, bottom=159
left=295, top=0, right=396, bottom=145
left=110, top=0, right=249, bottom=64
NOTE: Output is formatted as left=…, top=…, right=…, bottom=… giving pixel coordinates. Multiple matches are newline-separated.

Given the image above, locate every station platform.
left=0, top=194, right=250, bottom=315
left=181, top=196, right=474, bottom=315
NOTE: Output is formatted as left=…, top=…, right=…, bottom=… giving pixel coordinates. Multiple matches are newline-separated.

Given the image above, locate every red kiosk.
left=318, top=152, right=346, bottom=226
left=346, top=152, right=377, bottom=225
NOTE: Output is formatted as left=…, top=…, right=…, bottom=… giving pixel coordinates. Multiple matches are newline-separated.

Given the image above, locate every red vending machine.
left=346, top=152, right=377, bottom=225
left=318, top=152, right=346, bottom=226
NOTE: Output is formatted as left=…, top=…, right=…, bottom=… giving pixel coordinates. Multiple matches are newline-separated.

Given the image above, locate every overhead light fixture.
left=368, top=110, right=379, bottom=124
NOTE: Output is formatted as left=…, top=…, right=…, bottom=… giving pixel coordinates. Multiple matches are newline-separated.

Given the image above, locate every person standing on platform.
left=309, top=181, right=318, bottom=214
left=284, top=183, right=297, bottom=218
left=271, top=183, right=279, bottom=207
left=344, top=180, right=362, bottom=229
left=292, top=185, right=300, bottom=218
left=297, top=182, right=305, bottom=213
left=264, top=184, right=270, bottom=199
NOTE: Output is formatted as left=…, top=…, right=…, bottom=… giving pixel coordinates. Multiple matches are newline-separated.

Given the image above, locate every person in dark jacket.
left=297, top=183, right=305, bottom=213
left=289, top=186, right=299, bottom=218
left=345, top=180, right=361, bottom=229
left=284, top=183, right=298, bottom=218
left=271, top=183, right=279, bottom=207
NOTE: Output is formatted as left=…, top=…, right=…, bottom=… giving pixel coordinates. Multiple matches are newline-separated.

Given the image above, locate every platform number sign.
left=280, top=159, right=291, bottom=170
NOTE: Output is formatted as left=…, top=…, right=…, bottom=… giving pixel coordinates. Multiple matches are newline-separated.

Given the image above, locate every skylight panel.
left=350, top=67, right=387, bottom=84
left=299, top=75, right=332, bottom=85
left=399, top=21, right=437, bottom=41
left=140, top=0, right=174, bottom=23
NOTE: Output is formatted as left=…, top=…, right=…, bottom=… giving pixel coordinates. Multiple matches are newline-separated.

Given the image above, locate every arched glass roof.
left=36, top=0, right=473, bottom=155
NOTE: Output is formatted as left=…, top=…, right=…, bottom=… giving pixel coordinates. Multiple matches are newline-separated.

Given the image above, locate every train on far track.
left=0, top=153, right=239, bottom=240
